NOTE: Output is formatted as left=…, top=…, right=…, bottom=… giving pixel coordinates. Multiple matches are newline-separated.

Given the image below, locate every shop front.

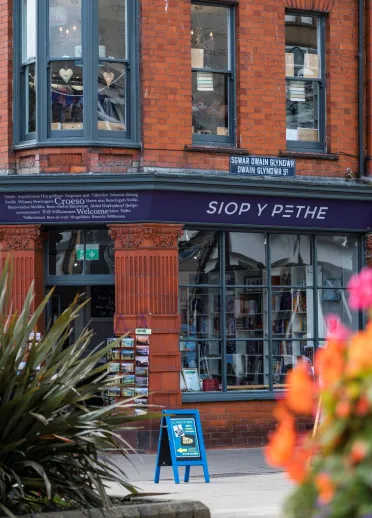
left=0, top=173, right=371, bottom=449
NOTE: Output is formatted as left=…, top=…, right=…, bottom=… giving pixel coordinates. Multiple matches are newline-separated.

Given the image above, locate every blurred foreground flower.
left=265, top=268, right=372, bottom=518
left=348, top=268, right=372, bottom=310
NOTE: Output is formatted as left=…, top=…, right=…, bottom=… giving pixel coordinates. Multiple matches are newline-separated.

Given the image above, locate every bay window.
left=14, top=0, right=139, bottom=147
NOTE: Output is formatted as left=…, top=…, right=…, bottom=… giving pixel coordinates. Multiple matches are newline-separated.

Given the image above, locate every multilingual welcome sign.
left=0, top=190, right=371, bottom=230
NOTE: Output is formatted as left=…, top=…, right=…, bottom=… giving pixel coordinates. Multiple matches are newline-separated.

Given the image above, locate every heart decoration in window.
left=103, top=71, right=114, bottom=87
left=59, top=68, right=73, bottom=84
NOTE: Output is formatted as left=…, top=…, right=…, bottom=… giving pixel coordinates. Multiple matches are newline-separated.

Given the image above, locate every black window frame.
left=180, top=230, right=364, bottom=402
left=191, top=1, right=236, bottom=147
left=13, top=0, right=140, bottom=149
left=285, top=11, right=326, bottom=152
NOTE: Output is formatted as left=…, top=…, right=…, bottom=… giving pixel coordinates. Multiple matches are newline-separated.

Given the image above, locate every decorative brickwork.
left=152, top=227, right=184, bottom=248
left=0, top=227, right=42, bottom=250
left=0, top=225, right=44, bottom=320
left=48, top=154, right=83, bottom=167
left=18, top=156, right=35, bottom=169
left=98, top=154, right=132, bottom=167
left=109, top=227, right=153, bottom=249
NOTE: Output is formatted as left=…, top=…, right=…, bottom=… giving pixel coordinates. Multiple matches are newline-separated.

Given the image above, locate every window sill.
left=185, top=145, right=249, bottom=155
left=182, top=390, right=285, bottom=403
left=13, top=140, right=142, bottom=151
left=279, top=150, right=339, bottom=161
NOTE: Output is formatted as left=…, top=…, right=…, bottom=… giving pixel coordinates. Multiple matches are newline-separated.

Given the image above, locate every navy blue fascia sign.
left=230, top=155, right=296, bottom=177
left=154, top=409, right=210, bottom=484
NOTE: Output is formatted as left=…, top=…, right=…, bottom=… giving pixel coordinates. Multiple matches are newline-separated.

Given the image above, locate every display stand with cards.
left=104, top=328, right=151, bottom=414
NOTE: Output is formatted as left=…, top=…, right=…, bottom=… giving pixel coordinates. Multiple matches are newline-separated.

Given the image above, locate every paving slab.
left=107, top=448, right=293, bottom=518
left=110, top=447, right=280, bottom=483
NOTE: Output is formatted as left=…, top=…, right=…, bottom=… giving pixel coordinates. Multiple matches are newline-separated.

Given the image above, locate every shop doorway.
left=46, top=285, right=115, bottom=356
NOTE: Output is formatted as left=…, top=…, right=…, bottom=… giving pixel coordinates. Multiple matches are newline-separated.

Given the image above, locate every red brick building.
left=0, top=0, right=372, bottom=450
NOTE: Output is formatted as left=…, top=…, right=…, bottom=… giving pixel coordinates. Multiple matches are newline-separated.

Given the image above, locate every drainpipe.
left=366, top=0, right=372, bottom=176
left=359, top=0, right=365, bottom=176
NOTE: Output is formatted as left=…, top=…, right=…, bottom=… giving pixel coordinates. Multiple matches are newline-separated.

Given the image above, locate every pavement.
left=107, top=448, right=293, bottom=518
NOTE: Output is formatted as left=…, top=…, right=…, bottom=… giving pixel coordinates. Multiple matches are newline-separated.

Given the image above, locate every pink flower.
left=325, top=314, right=349, bottom=341
left=348, top=268, right=372, bottom=310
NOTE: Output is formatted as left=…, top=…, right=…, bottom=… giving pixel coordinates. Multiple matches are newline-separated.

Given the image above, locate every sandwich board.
left=154, top=409, right=210, bottom=484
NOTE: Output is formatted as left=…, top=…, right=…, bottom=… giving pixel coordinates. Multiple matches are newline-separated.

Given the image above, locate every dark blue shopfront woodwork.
left=1, top=189, right=371, bottom=230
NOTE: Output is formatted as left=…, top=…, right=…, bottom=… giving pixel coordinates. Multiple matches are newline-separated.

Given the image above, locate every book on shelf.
left=240, top=296, right=262, bottom=314
left=293, top=290, right=307, bottom=312
left=226, top=297, right=235, bottom=313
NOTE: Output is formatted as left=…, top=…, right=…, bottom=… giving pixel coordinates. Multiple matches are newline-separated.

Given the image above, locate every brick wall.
left=183, top=401, right=312, bottom=448
left=140, top=0, right=360, bottom=178
left=0, top=0, right=361, bottom=177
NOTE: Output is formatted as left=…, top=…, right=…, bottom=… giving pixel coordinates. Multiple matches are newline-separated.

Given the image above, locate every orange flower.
left=273, top=401, right=292, bottom=422
left=316, top=339, right=345, bottom=390
left=355, top=395, right=370, bottom=416
left=315, top=473, right=335, bottom=504
left=265, top=416, right=296, bottom=468
left=349, top=440, right=368, bottom=465
left=286, top=446, right=311, bottom=484
left=286, top=361, right=315, bottom=415
left=335, top=399, right=351, bottom=419
left=346, top=324, right=372, bottom=376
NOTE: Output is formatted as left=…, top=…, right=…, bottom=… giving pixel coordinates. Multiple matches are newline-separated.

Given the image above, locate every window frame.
left=191, top=1, right=236, bottom=147
left=46, top=228, right=115, bottom=286
left=180, top=229, right=364, bottom=402
left=13, top=0, right=140, bottom=149
left=285, top=11, right=326, bottom=152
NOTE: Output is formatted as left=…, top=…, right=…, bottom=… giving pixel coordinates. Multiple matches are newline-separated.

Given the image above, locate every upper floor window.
left=191, top=3, right=235, bottom=146
left=15, top=0, right=140, bottom=148
left=285, top=13, right=325, bottom=151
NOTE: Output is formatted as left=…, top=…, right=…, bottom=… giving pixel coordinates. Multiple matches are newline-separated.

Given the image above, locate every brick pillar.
left=109, top=223, right=184, bottom=410
left=0, top=225, right=45, bottom=320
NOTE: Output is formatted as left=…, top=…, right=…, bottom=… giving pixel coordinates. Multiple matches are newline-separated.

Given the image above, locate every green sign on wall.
left=75, top=244, right=99, bottom=261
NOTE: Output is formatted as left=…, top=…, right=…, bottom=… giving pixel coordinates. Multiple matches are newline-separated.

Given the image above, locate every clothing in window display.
left=51, top=63, right=84, bottom=130
left=98, top=64, right=126, bottom=131
left=27, top=66, right=36, bottom=133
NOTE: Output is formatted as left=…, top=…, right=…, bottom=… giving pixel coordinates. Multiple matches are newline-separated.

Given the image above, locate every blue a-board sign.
left=154, top=409, right=210, bottom=484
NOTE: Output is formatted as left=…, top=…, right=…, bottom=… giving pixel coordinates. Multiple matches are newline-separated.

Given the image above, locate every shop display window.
left=179, top=231, right=363, bottom=396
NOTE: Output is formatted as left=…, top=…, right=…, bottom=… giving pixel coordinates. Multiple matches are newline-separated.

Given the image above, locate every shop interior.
left=179, top=230, right=361, bottom=393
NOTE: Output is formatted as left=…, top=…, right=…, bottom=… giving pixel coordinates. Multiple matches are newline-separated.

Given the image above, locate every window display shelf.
left=237, top=312, right=263, bottom=316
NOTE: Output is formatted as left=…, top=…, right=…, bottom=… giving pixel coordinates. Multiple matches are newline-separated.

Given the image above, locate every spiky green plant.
left=0, top=260, right=143, bottom=516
